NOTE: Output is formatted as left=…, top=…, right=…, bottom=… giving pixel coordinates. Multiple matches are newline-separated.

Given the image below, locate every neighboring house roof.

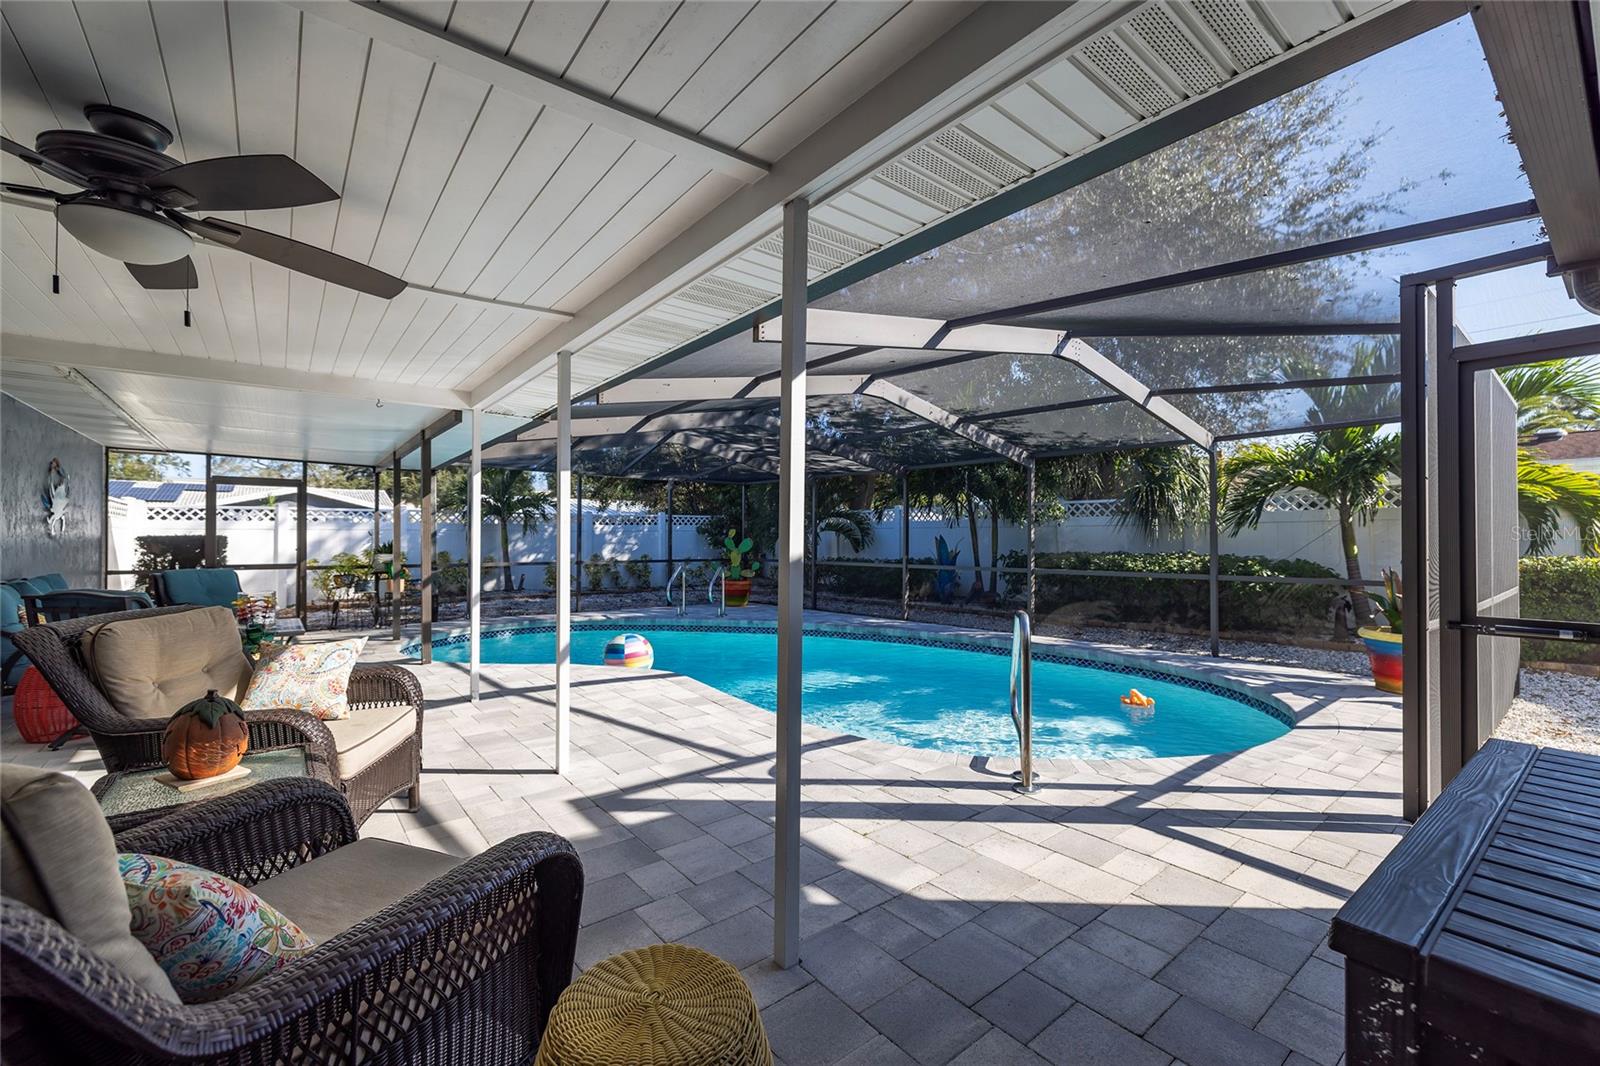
left=1528, top=429, right=1600, bottom=461
left=108, top=481, right=393, bottom=510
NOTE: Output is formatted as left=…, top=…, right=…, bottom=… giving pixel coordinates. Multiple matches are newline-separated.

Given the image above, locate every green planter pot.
left=724, top=579, right=751, bottom=608
left=1357, top=626, right=1403, bottom=694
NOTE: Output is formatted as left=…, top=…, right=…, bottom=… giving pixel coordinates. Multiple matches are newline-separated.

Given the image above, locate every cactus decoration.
left=723, top=530, right=761, bottom=579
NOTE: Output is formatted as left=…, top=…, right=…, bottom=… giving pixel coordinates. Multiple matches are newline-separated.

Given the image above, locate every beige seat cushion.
left=0, top=765, right=179, bottom=1002
left=84, top=606, right=252, bottom=720
left=325, top=703, right=416, bottom=778
left=251, top=838, right=461, bottom=943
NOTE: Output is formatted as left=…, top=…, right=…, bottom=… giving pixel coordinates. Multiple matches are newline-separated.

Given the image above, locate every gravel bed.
left=1497, top=671, right=1600, bottom=755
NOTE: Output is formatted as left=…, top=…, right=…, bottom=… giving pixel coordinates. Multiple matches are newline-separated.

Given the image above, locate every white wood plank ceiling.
left=519, top=0, right=1399, bottom=418
left=1, top=0, right=978, bottom=460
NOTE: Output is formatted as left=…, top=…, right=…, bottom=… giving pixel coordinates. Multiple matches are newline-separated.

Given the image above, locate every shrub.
left=625, top=555, right=653, bottom=589
left=1519, top=555, right=1600, bottom=664
left=133, top=536, right=227, bottom=594
left=310, top=552, right=369, bottom=600
left=995, top=550, right=1343, bottom=636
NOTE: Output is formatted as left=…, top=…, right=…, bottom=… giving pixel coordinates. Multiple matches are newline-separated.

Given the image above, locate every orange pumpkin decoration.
left=162, top=689, right=249, bottom=780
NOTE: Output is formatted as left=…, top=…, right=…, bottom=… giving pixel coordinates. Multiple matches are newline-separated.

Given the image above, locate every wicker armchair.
left=11, top=607, right=425, bottom=824
left=1, top=777, right=584, bottom=1064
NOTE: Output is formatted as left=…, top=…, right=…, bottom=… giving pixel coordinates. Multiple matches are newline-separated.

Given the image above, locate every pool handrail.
left=1010, top=610, right=1040, bottom=794
left=666, top=564, right=688, bottom=616
left=709, top=566, right=726, bottom=617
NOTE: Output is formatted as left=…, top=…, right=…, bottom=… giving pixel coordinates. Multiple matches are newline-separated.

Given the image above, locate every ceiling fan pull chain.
left=51, top=213, right=60, bottom=295
left=184, top=287, right=192, bottom=328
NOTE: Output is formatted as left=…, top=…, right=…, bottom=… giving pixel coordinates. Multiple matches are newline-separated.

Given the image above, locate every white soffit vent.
left=506, top=0, right=1393, bottom=414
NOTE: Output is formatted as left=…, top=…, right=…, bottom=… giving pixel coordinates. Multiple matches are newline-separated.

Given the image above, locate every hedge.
left=816, top=550, right=1346, bottom=636
left=1520, top=555, right=1600, bottom=664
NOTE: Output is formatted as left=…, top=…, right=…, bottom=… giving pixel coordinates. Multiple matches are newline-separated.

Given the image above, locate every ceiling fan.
left=1, top=104, right=406, bottom=299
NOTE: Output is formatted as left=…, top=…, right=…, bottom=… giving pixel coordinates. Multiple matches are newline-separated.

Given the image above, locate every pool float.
left=603, top=633, right=654, bottom=669
left=1120, top=689, right=1155, bottom=708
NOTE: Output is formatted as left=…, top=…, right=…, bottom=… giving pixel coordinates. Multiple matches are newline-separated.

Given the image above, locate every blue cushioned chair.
left=34, top=574, right=68, bottom=592
left=24, top=590, right=154, bottom=624
left=4, top=579, right=46, bottom=601
left=152, top=568, right=243, bottom=608
left=2, top=586, right=28, bottom=690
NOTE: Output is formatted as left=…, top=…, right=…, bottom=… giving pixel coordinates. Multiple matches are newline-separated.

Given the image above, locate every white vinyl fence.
left=107, top=489, right=1409, bottom=606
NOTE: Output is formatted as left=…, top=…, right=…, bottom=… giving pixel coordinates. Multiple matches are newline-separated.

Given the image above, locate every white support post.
left=469, top=409, right=483, bottom=702
left=420, top=435, right=434, bottom=664
left=774, top=198, right=808, bottom=969
left=555, top=350, right=573, bottom=774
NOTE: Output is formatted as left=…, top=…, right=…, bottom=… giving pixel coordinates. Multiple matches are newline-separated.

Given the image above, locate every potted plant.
left=1357, top=568, right=1403, bottom=694
left=721, top=530, right=760, bottom=607
left=371, top=541, right=406, bottom=596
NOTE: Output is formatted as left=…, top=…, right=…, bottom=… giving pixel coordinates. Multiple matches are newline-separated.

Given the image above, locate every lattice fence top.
left=134, top=488, right=1399, bottom=527
left=594, top=513, right=661, bottom=528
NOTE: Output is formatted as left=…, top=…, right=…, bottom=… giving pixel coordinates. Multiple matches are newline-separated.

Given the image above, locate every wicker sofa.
left=11, top=606, right=425, bottom=824
left=1, top=771, right=583, bottom=1064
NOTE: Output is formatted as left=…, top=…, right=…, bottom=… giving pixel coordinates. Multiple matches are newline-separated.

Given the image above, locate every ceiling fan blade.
left=0, top=182, right=64, bottom=203
left=179, top=216, right=406, bottom=299
left=127, top=257, right=198, bottom=290
left=2, top=136, right=89, bottom=188
left=148, top=154, right=337, bottom=211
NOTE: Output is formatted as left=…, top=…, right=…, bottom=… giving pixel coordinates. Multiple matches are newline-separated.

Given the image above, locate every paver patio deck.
left=7, top=608, right=1399, bottom=1066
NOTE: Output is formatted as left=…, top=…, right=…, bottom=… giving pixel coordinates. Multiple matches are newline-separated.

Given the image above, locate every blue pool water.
left=428, top=625, right=1290, bottom=760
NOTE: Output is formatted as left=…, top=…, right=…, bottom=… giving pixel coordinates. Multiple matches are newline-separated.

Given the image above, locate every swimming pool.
left=420, top=623, right=1292, bottom=760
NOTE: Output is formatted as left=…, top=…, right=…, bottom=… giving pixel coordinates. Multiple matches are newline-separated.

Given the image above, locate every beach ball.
left=603, top=632, right=654, bottom=669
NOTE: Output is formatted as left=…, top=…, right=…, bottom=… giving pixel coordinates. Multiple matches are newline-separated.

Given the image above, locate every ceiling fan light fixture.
left=56, top=199, right=192, bottom=265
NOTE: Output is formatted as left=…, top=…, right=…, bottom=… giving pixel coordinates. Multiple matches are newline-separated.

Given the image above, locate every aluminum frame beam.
left=774, top=199, right=806, bottom=969
left=468, top=410, right=482, bottom=702
left=760, top=309, right=1210, bottom=449
left=950, top=200, right=1541, bottom=327
left=1057, top=339, right=1214, bottom=448
left=286, top=0, right=768, bottom=184
left=554, top=350, right=573, bottom=774
left=859, top=379, right=1031, bottom=464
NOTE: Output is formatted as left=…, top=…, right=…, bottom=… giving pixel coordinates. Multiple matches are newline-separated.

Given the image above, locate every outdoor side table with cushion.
left=537, top=943, right=771, bottom=1066
left=93, top=747, right=324, bottom=831
left=1331, top=740, right=1600, bottom=1065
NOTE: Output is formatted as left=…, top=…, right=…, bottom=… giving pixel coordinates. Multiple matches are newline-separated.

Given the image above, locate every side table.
left=94, top=748, right=320, bottom=831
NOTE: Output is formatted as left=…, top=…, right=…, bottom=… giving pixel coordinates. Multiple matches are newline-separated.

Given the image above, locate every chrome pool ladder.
left=709, top=566, right=726, bottom=616
left=666, top=564, right=688, bottom=616
left=1010, top=610, right=1039, bottom=794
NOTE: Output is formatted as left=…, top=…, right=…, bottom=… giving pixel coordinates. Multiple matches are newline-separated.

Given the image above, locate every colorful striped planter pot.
left=1357, top=626, right=1403, bottom=694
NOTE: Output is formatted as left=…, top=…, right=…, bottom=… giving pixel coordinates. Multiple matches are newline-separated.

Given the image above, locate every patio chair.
left=22, top=588, right=154, bottom=623
left=11, top=606, right=425, bottom=824
left=150, top=567, right=243, bottom=608
left=0, top=769, right=583, bottom=1064
left=2, top=586, right=28, bottom=691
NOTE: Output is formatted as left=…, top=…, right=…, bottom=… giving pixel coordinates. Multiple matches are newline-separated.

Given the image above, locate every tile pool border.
left=409, top=617, right=1296, bottom=729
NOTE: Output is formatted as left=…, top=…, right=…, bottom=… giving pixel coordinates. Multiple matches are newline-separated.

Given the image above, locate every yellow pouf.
left=537, top=944, right=772, bottom=1066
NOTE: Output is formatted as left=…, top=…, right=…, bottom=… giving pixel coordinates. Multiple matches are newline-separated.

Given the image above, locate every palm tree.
left=1499, top=358, right=1600, bottom=436
left=1515, top=453, right=1600, bottom=555
left=439, top=469, right=552, bottom=591
left=1116, top=447, right=1209, bottom=538
left=1221, top=425, right=1400, bottom=621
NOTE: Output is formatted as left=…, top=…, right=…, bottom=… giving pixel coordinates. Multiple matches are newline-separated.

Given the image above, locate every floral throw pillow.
left=118, top=853, right=316, bottom=1003
left=240, top=637, right=367, bottom=721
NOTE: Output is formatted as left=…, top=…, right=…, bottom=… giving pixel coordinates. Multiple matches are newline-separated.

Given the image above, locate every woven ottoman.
left=537, top=943, right=771, bottom=1066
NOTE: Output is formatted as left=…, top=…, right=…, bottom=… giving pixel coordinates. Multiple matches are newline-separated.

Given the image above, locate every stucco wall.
left=2, top=393, right=104, bottom=586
